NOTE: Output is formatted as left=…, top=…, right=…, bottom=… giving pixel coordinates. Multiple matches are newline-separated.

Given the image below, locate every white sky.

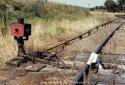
left=48, top=0, right=106, bottom=8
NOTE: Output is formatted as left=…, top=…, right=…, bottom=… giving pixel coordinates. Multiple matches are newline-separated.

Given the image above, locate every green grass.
left=56, top=26, right=65, bottom=33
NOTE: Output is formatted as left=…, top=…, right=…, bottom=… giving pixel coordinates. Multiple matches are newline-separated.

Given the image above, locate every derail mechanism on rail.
left=6, top=18, right=59, bottom=67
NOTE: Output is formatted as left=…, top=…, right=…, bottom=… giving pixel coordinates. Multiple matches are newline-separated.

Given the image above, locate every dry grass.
left=26, top=16, right=106, bottom=51
left=0, top=36, right=17, bottom=67
left=0, top=14, right=113, bottom=67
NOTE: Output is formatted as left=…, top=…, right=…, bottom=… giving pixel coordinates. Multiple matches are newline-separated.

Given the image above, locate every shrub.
left=56, top=26, right=65, bottom=33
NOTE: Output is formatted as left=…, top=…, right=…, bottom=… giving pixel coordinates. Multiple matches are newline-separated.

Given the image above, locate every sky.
left=48, top=0, right=106, bottom=8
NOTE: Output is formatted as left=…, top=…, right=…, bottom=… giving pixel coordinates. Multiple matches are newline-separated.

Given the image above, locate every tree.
left=104, top=0, right=117, bottom=12
left=117, top=0, right=125, bottom=11
left=32, top=0, right=44, bottom=17
left=45, top=0, right=47, bottom=3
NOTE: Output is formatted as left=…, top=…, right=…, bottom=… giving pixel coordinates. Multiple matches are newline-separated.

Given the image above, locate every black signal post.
left=10, top=18, right=31, bottom=66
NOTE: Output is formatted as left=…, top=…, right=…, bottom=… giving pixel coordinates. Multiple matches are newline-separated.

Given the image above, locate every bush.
left=56, top=26, right=65, bottom=33
left=0, top=0, right=90, bottom=25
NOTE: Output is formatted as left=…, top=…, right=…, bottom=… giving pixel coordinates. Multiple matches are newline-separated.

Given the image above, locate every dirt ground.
left=0, top=18, right=125, bottom=85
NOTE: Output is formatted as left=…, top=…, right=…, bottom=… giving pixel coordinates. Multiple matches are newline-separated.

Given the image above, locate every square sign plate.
left=11, top=23, right=24, bottom=37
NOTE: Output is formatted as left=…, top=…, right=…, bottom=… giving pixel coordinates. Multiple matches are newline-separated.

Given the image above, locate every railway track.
left=2, top=17, right=125, bottom=85
left=7, top=17, right=118, bottom=66
left=46, top=18, right=118, bottom=52
left=73, top=18, right=125, bottom=85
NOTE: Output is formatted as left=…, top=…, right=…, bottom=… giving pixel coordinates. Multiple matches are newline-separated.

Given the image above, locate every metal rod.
left=46, top=19, right=117, bottom=52
left=95, top=22, right=125, bottom=54
left=73, top=21, right=125, bottom=85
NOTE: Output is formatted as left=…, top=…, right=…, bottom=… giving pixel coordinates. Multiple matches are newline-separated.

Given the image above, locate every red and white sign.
left=11, top=23, right=24, bottom=37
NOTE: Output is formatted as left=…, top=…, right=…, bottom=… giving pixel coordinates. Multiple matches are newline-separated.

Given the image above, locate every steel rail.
left=73, top=21, right=125, bottom=85
left=46, top=18, right=118, bottom=52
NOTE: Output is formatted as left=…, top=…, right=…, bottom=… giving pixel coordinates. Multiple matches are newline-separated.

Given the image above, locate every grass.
left=0, top=1, right=115, bottom=67
left=25, top=14, right=111, bottom=53
left=0, top=15, right=113, bottom=67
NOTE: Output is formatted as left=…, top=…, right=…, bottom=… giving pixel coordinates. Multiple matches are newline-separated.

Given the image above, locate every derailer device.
left=7, top=18, right=31, bottom=67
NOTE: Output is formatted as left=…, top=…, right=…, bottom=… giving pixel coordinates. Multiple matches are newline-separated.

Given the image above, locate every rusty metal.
left=24, top=19, right=118, bottom=67
left=7, top=18, right=117, bottom=67
left=6, top=18, right=118, bottom=68
left=46, top=18, right=117, bottom=52
left=73, top=21, right=125, bottom=85
left=95, top=22, right=125, bottom=54
left=31, top=52, right=58, bottom=63
left=7, top=18, right=32, bottom=67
